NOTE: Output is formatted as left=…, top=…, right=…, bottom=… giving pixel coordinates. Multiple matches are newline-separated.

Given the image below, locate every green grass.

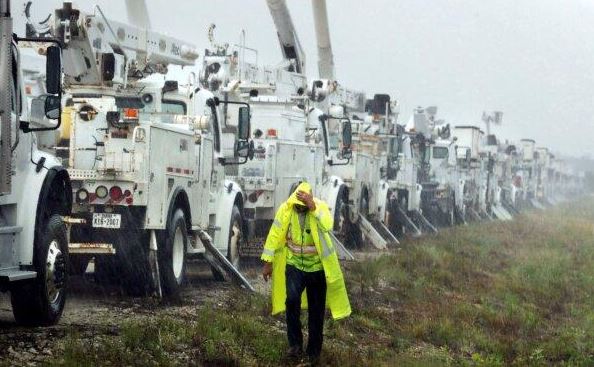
left=49, top=199, right=594, bottom=366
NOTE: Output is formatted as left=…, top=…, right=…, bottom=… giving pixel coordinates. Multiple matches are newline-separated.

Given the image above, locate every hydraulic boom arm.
left=53, top=2, right=198, bottom=86
left=311, top=0, right=335, bottom=80
left=265, top=0, right=305, bottom=74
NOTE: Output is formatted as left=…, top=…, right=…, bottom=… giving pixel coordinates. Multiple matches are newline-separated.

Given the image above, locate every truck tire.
left=448, top=192, right=455, bottom=227
left=212, top=205, right=244, bottom=281
left=228, top=205, right=243, bottom=269
left=10, top=215, right=68, bottom=326
left=387, top=199, right=404, bottom=238
left=335, top=194, right=362, bottom=249
left=159, top=209, right=187, bottom=297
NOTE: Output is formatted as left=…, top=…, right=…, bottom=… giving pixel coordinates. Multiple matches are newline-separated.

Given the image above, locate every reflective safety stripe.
left=273, top=219, right=282, bottom=228
left=287, top=243, right=318, bottom=255
left=318, top=231, right=335, bottom=259
left=262, top=248, right=275, bottom=257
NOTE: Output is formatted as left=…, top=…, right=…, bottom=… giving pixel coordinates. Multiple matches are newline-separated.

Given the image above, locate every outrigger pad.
left=199, top=231, right=255, bottom=292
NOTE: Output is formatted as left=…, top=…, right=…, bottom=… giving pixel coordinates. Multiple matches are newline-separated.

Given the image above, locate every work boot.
left=286, top=345, right=303, bottom=361
left=307, top=354, right=321, bottom=367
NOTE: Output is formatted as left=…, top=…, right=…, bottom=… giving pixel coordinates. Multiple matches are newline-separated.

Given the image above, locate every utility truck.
left=0, top=0, right=72, bottom=325
left=482, top=134, right=513, bottom=220
left=452, top=125, right=487, bottom=221
left=397, top=106, right=460, bottom=230
left=199, top=0, right=356, bottom=261
left=513, top=138, right=541, bottom=209
left=480, top=112, right=513, bottom=220
left=308, top=0, right=399, bottom=249
left=535, top=147, right=552, bottom=206
left=199, top=11, right=328, bottom=262
left=41, top=2, right=253, bottom=296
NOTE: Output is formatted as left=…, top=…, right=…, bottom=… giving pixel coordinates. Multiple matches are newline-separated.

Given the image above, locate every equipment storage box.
left=536, top=147, right=550, bottom=166
left=521, top=139, right=536, bottom=161
left=453, top=126, right=482, bottom=160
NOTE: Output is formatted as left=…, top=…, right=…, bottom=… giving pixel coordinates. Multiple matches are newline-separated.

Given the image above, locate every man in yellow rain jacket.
left=261, top=182, right=351, bottom=364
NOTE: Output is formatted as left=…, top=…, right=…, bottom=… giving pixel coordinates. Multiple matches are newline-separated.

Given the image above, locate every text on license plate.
left=92, top=213, right=122, bottom=229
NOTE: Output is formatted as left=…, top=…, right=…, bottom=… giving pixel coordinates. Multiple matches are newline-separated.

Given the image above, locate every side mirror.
left=44, top=95, right=61, bottom=120
left=46, top=46, right=61, bottom=95
left=341, top=119, right=352, bottom=158
left=238, top=106, right=250, bottom=140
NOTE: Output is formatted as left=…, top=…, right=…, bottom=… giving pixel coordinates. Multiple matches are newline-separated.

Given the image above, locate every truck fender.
left=412, top=183, right=423, bottom=211
left=19, top=159, right=71, bottom=266
left=165, top=187, right=191, bottom=230
left=319, top=175, right=345, bottom=220
left=376, top=179, right=389, bottom=222
left=212, top=179, right=244, bottom=255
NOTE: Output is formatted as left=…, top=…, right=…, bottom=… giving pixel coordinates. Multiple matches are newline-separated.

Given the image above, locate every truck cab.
left=0, top=2, right=72, bottom=325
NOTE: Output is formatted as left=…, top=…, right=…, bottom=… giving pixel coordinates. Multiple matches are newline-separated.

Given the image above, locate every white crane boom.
left=265, top=0, right=305, bottom=74
left=125, top=0, right=151, bottom=29
left=53, top=2, right=198, bottom=86
left=311, top=0, right=335, bottom=80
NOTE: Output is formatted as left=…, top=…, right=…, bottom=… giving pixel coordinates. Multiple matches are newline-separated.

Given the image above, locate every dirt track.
left=0, top=260, right=266, bottom=366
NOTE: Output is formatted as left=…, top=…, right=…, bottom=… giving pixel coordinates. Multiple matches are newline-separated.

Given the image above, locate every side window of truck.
left=160, top=99, right=187, bottom=124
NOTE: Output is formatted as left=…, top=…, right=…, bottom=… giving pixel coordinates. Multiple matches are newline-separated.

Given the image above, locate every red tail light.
left=109, top=186, right=123, bottom=201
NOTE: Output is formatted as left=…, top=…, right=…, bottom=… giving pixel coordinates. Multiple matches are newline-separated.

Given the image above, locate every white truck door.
left=195, top=137, right=213, bottom=227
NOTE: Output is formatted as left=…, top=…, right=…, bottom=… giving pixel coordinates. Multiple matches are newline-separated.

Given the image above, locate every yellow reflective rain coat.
left=261, top=182, right=351, bottom=320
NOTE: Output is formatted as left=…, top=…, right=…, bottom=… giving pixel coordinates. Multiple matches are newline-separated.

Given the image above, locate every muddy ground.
left=0, top=260, right=268, bottom=366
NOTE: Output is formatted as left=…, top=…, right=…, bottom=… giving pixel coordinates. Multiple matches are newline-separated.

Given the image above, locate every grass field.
left=49, top=200, right=594, bottom=366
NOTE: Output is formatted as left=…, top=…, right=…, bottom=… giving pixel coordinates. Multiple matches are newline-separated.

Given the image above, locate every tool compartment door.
left=193, top=136, right=213, bottom=228
left=274, top=142, right=317, bottom=206
left=145, top=124, right=194, bottom=229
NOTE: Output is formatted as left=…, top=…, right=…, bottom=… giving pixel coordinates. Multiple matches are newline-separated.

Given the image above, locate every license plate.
left=92, top=213, right=122, bottom=229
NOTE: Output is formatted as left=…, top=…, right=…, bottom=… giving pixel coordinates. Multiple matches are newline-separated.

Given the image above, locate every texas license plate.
left=92, top=213, right=122, bottom=229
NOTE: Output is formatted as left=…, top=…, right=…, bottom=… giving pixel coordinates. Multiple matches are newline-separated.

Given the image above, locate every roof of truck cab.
left=454, top=125, right=481, bottom=130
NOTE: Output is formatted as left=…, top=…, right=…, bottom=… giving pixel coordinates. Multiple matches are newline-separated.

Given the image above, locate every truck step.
left=69, top=242, right=116, bottom=255
left=358, top=214, right=388, bottom=250
left=240, top=240, right=265, bottom=258
left=0, top=226, right=22, bottom=235
left=0, top=268, right=36, bottom=282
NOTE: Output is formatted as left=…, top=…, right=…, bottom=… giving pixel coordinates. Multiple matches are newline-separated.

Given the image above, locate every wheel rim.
left=45, top=240, right=64, bottom=305
left=229, top=219, right=242, bottom=268
left=172, top=226, right=184, bottom=281
left=336, top=199, right=348, bottom=237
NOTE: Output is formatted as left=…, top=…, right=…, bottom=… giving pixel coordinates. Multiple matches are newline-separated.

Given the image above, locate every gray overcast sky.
left=17, top=1, right=594, bottom=157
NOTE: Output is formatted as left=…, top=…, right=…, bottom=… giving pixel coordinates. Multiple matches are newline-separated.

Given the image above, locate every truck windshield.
left=433, top=146, right=449, bottom=159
